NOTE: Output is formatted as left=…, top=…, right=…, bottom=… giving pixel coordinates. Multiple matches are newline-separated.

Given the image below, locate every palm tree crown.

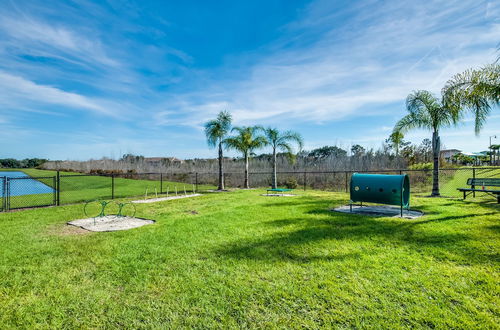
left=263, top=127, right=303, bottom=189
left=224, top=126, right=268, bottom=157
left=264, top=128, right=304, bottom=159
left=393, top=90, right=458, bottom=196
left=204, top=111, right=232, bottom=148
left=442, top=63, right=500, bottom=134
left=394, top=90, right=458, bottom=134
left=224, top=126, right=267, bottom=188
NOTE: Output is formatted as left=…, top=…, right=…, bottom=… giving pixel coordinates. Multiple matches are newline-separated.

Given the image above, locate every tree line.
left=0, top=158, right=48, bottom=169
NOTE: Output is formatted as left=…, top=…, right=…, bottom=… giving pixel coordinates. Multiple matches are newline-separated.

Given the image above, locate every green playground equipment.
left=84, top=200, right=136, bottom=218
left=350, top=173, right=410, bottom=216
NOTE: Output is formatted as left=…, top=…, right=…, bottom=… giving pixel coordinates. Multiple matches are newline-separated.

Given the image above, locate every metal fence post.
left=345, top=171, right=348, bottom=193
left=56, top=171, right=60, bottom=206
left=303, top=171, right=307, bottom=191
left=111, top=175, right=115, bottom=199
left=6, top=178, right=10, bottom=211
left=472, top=168, right=476, bottom=197
left=53, top=176, right=57, bottom=206
left=160, top=173, right=163, bottom=194
left=195, top=172, right=198, bottom=192
left=1, top=177, right=5, bottom=212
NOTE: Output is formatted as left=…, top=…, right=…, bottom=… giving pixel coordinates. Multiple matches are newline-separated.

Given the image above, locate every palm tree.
left=393, top=90, right=459, bottom=196
left=263, top=128, right=303, bottom=189
left=442, top=63, right=500, bottom=134
left=224, top=126, right=267, bottom=188
left=204, top=111, right=232, bottom=190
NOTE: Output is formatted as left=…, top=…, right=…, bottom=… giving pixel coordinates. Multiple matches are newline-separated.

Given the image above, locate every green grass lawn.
left=0, top=189, right=498, bottom=328
left=441, top=167, right=500, bottom=198
left=1, top=168, right=216, bottom=209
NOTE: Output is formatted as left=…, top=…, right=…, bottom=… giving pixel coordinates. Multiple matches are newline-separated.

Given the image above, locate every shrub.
left=279, top=178, right=298, bottom=189
left=408, top=162, right=432, bottom=170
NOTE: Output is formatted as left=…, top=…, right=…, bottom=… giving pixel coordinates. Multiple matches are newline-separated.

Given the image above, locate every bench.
left=457, top=178, right=500, bottom=203
left=266, top=188, right=293, bottom=196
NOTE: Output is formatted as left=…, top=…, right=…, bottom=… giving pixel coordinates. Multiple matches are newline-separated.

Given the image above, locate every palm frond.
left=442, top=63, right=500, bottom=134
left=279, top=130, right=304, bottom=150
left=204, top=111, right=233, bottom=148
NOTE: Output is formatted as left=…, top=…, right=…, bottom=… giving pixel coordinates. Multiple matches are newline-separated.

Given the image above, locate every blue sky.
left=0, top=0, right=499, bottom=160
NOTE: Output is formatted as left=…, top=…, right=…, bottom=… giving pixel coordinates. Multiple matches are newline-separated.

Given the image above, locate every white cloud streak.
left=152, top=0, right=499, bottom=129
left=0, top=71, right=124, bottom=117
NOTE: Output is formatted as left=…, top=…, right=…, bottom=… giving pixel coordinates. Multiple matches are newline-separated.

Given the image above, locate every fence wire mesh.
left=0, top=167, right=498, bottom=211
left=5, top=176, right=56, bottom=210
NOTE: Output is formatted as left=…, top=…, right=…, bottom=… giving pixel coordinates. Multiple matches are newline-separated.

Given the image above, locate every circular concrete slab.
left=332, top=205, right=423, bottom=219
left=261, top=194, right=296, bottom=197
left=68, top=216, right=155, bottom=232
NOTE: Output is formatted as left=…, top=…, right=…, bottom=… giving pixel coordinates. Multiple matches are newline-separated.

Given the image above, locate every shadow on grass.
left=214, top=197, right=497, bottom=265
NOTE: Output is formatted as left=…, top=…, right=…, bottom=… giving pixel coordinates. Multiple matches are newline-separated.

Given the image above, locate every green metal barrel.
left=350, top=173, right=410, bottom=208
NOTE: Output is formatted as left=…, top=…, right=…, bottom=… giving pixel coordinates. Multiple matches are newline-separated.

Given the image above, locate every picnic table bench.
left=266, top=188, right=293, bottom=196
left=457, top=178, right=500, bottom=203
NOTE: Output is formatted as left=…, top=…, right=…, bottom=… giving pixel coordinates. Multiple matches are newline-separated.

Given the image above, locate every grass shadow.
left=214, top=198, right=497, bottom=265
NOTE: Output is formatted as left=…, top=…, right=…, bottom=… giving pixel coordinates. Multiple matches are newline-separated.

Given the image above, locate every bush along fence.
left=0, top=167, right=498, bottom=211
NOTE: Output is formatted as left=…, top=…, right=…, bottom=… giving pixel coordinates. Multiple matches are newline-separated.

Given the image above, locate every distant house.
left=440, top=149, right=461, bottom=162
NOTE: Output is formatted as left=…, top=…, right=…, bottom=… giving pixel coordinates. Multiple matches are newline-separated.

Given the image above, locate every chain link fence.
left=1, top=176, right=56, bottom=210
left=0, top=167, right=498, bottom=211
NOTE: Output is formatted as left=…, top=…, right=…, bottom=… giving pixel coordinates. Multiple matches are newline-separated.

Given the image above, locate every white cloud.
left=0, top=71, right=124, bottom=117
left=151, top=0, right=499, bottom=129
left=0, top=15, right=119, bottom=67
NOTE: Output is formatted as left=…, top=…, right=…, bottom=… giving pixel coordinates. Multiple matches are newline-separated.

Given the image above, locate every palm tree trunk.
left=272, top=147, right=277, bottom=189
left=218, top=140, right=224, bottom=190
left=431, top=131, right=440, bottom=196
left=244, top=152, right=249, bottom=189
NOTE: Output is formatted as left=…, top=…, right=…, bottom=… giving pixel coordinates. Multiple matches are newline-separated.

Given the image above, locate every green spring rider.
left=84, top=200, right=136, bottom=219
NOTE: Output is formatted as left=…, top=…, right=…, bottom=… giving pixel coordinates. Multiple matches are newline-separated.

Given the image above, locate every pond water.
left=0, top=171, right=55, bottom=197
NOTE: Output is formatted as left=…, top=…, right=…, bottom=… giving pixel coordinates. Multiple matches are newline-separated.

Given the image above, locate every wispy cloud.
left=0, top=15, right=119, bottom=67
left=0, top=71, right=127, bottom=117
left=0, top=0, right=498, bottom=159
left=152, top=0, right=499, bottom=128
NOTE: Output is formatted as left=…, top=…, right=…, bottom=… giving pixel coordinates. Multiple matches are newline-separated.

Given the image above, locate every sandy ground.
left=67, top=216, right=155, bottom=232
left=131, top=194, right=201, bottom=204
left=332, top=205, right=423, bottom=219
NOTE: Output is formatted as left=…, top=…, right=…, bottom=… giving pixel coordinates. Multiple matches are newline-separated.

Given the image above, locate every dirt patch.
left=47, top=224, right=91, bottom=236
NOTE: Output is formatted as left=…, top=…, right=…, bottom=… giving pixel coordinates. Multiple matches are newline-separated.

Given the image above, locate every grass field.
left=0, top=168, right=217, bottom=209
left=441, top=167, right=500, bottom=198
left=0, top=189, right=498, bottom=328
left=2, top=167, right=499, bottom=210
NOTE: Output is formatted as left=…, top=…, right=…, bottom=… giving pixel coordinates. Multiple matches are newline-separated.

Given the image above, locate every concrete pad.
left=332, top=205, right=423, bottom=219
left=68, top=216, right=154, bottom=232
left=131, top=193, right=201, bottom=204
left=261, top=194, right=296, bottom=197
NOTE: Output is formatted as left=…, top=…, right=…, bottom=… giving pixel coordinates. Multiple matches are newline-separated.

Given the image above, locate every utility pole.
left=490, top=135, right=497, bottom=165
